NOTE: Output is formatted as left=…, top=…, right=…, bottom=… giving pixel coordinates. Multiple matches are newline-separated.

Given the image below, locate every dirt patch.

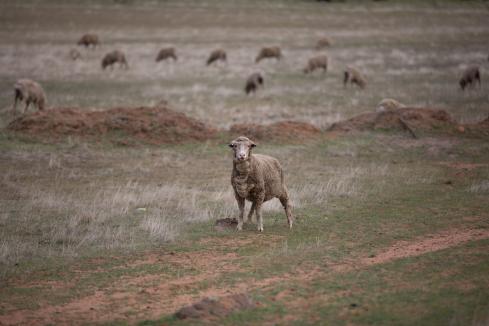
left=229, top=121, right=321, bottom=143
left=175, top=293, right=255, bottom=320
left=214, top=217, right=238, bottom=232
left=328, top=107, right=458, bottom=136
left=465, top=115, right=489, bottom=136
left=7, top=106, right=217, bottom=145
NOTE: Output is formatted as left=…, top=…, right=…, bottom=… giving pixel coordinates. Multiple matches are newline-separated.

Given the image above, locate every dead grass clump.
left=7, top=106, right=217, bottom=144
left=229, top=121, right=321, bottom=143
left=329, top=107, right=456, bottom=135
left=175, top=293, right=255, bottom=320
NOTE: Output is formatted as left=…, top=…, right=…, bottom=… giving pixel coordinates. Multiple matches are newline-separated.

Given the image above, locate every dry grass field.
left=0, top=0, right=488, bottom=325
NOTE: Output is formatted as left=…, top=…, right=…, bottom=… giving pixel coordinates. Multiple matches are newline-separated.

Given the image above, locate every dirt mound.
left=229, top=121, right=321, bottom=142
left=175, top=293, right=255, bottom=320
left=329, top=107, right=456, bottom=136
left=465, top=115, right=489, bottom=136
left=7, top=106, right=217, bottom=144
left=214, top=218, right=238, bottom=232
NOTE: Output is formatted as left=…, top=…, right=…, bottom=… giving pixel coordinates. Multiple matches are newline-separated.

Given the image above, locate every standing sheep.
left=156, top=47, right=177, bottom=62
left=206, top=49, right=227, bottom=66
left=13, top=79, right=47, bottom=113
left=77, top=34, right=100, bottom=49
left=229, top=136, right=293, bottom=232
left=101, top=50, right=129, bottom=70
left=459, top=65, right=481, bottom=90
left=255, top=46, right=282, bottom=63
left=343, top=66, right=367, bottom=89
left=244, top=72, right=264, bottom=95
left=303, top=55, right=328, bottom=74
left=315, top=37, right=332, bottom=50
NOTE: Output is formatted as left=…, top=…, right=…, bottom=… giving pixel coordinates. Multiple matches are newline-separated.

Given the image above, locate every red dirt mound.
left=328, top=107, right=456, bottom=135
left=465, top=115, right=489, bottom=136
left=7, top=106, right=217, bottom=144
left=229, top=121, right=321, bottom=142
left=175, top=293, right=255, bottom=320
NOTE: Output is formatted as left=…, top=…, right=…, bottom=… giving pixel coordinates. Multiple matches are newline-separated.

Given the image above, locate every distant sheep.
left=316, top=37, right=332, bottom=50
left=303, top=55, right=328, bottom=74
left=344, top=67, right=367, bottom=89
left=459, top=65, right=481, bottom=90
left=69, top=48, right=81, bottom=61
left=77, top=34, right=99, bottom=48
left=376, top=98, right=405, bottom=112
left=13, top=79, right=47, bottom=113
left=101, top=50, right=129, bottom=70
left=255, top=46, right=282, bottom=63
left=244, top=72, right=264, bottom=95
left=229, top=136, right=293, bottom=232
left=206, top=49, right=227, bottom=66
left=156, top=47, right=177, bottom=62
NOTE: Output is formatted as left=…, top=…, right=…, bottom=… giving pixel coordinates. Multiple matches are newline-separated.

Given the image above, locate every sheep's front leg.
left=236, top=197, right=245, bottom=231
left=24, top=101, right=30, bottom=114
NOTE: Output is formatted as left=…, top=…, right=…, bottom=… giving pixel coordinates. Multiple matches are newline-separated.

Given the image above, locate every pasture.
left=0, top=0, right=488, bottom=325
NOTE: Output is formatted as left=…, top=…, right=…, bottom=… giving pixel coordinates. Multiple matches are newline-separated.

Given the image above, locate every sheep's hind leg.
left=247, top=202, right=256, bottom=223
left=256, top=201, right=264, bottom=232
left=236, top=197, right=245, bottom=231
left=280, top=195, right=293, bottom=229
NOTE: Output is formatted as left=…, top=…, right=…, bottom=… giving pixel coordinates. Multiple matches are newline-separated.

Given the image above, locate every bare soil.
left=7, top=106, right=217, bottom=145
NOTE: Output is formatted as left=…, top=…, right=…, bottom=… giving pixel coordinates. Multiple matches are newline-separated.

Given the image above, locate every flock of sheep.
left=10, top=33, right=486, bottom=233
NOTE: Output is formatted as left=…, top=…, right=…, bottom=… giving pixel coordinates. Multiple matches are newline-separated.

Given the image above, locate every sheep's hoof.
left=236, top=224, right=243, bottom=231
left=258, top=227, right=263, bottom=232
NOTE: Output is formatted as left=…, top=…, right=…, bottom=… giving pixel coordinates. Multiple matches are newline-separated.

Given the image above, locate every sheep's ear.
left=228, top=143, right=234, bottom=148
left=251, top=142, right=257, bottom=148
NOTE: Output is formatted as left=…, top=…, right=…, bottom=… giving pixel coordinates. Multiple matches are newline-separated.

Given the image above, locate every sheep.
left=376, top=98, right=405, bottom=112
left=244, top=72, right=264, bottom=95
left=255, top=46, right=282, bottom=63
left=459, top=65, right=481, bottom=90
left=156, top=47, right=177, bottom=62
left=343, top=66, right=367, bottom=89
left=13, top=79, right=47, bottom=113
left=303, top=55, right=328, bottom=74
left=69, top=48, right=81, bottom=61
left=77, top=34, right=99, bottom=48
left=206, top=49, right=227, bottom=66
left=229, top=136, right=293, bottom=232
left=315, top=37, right=332, bottom=50
left=101, top=50, right=129, bottom=70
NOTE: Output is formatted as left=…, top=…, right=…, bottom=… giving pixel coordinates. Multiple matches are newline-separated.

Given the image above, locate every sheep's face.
left=229, top=136, right=256, bottom=162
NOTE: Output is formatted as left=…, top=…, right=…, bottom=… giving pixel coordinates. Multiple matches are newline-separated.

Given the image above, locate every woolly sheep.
left=156, top=47, right=177, bottom=62
left=77, top=34, right=99, bottom=48
left=101, top=50, right=129, bottom=70
left=344, top=66, right=367, bottom=89
left=229, top=136, right=293, bottom=232
left=13, top=79, right=47, bottom=113
left=459, top=65, right=481, bottom=90
left=315, top=37, right=332, bottom=50
left=303, top=55, right=328, bottom=74
left=206, top=49, right=227, bottom=66
left=376, top=98, right=405, bottom=112
left=69, top=48, right=81, bottom=61
left=244, top=72, right=264, bottom=95
left=255, top=46, right=282, bottom=63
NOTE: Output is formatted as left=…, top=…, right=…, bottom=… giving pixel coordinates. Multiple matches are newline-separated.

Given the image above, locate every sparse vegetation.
left=0, top=0, right=488, bottom=325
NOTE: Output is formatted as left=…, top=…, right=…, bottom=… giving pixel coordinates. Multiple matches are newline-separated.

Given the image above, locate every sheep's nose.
left=238, top=154, right=246, bottom=160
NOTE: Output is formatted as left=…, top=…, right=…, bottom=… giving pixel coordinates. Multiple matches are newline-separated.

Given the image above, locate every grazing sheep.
left=156, top=47, right=177, bottom=62
left=343, top=67, right=367, bottom=89
left=206, top=49, right=227, bottom=66
left=101, top=50, right=129, bottom=70
left=303, top=55, right=328, bottom=74
left=69, top=48, right=81, bottom=61
left=255, top=46, right=282, bottom=63
left=244, top=72, right=264, bottom=95
left=315, top=37, right=332, bottom=50
left=77, top=34, right=99, bottom=48
left=376, top=98, right=405, bottom=112
left=459, top=65, right=481, bottom=90
left=229, top=136, right=293, bottom=232
left=13, top=79, right=47, bottom=113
